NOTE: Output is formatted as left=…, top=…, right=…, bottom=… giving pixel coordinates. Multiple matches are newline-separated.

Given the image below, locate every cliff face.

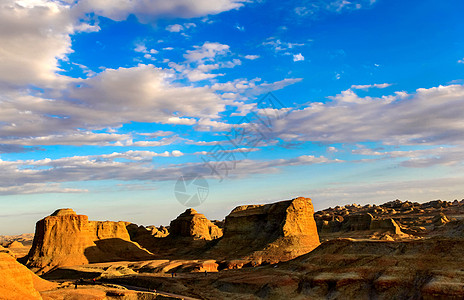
left=212, top=197, right=320, bottom=263
left=26, top=209, right=152, bottom=274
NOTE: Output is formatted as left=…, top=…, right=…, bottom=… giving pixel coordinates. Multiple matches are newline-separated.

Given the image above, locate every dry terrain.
left=1, top=197, right=464, bottom=299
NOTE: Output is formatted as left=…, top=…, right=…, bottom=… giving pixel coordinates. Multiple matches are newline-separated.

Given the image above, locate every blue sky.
left=1, top=0, right=464, bottom=234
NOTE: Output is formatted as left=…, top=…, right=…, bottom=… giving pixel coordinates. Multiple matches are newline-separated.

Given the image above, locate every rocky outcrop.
left=128, top=209, right=223, bottom=259
left=314, top=199, right=464, bottom=241
left=26, top=209, right=153, bottom=274
left=0, top=233, right=34, bottom=246
left=147, top=225, right=169, bottom=238
left=6, top=241, right=25, bottom=249
left=432, top=212, right=450, bottom=226
left=343, top=213, right=373, bottom=231
left=211, top=197, right=320, bottom=263
left=0, top=246, right=56, bottom=299
left=370, top=218, right=402, bottom=234
left=284, top=238, right=464, bottom=299
left=169, top=208, right=222, bottom=240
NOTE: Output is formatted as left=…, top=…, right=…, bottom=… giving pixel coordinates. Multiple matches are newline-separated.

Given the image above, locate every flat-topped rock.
left=50, top=208, right=76, bottom=216
left=211, top=197, right=320, bottom=263
left=26, top=209, right=153, bottom=274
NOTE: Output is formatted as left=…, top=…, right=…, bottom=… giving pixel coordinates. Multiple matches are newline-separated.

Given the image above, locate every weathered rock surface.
left=315, top=199, right=464, bottom=241
left=169, top=208, right=223, bottom=240
left=15, top=197, right=464, bottom=299
left=0, top=246, right=56, bottom=299
left=0, top=233, right=34, bottom=246
left=26, top=209, right=153, bottom=274
left=5, top=240, right=29, bottom=259
left=87, top=237, right=464, bottom=300
left=343, top=213, right=373, bottom=231
left=211, top=197, right=320, bottom=263
left=129, top=209, right=223, bottom=259
left=7, top=240, right=25, bottom=249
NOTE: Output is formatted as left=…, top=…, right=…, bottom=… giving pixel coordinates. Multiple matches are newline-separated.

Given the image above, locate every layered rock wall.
left=26, top=209, right=152, bottom=274
left=212, top=197, right=320, bottom=263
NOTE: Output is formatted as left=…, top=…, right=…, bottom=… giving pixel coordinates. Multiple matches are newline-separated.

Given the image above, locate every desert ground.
left=1, top=197, right=464, bottom=299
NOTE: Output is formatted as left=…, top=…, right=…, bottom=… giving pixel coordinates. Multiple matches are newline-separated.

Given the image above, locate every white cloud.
left=263, top=39, right=305, bottom=54
left=134, top=43, right=159, bottom=55
left=195, top=119, right=233, bottom=131
left=0, top=132, right=131, bottom=146
left=0, top=152, right=337, bottom=195
left=74, top=0, right=246, bottom=22
left=138, top=131, right=174, bottom=138
left=294, top=6, right=311, bottom=16
left=166, top=24, right=183, bottom=32
left=166, top=117, right=197, bottom=125
left=273, top=84, right=464, bottom=146
left=458, top=58, right=464, bottom=64
left=244, top=55, right=260, bottom=60
left=351, top=83, right=392, bottom=90
left=184, top=42, right=230, bottom=62
left=0, top=63, right=227, bottom=144
left=192, top=148, right=260, bottom=155
left=212, top=78, right=302, bottom=95
left=171, top=150, right=184, bottom=157
left=294, top=0, right=377, bottom=19
left=129, top=136, right=180, bottom=147
left=134, top=44, right=147, bottom=52
left=169, top=42, right=242, bottom=82
left=293, top=53, right=304, bottom=61
left=235, top=24, right=244, bottom=31
left=166, top=22, right=196, bottom=32
left=68, top=64, right=224, bottom=124
left=327, top=146, right=338, bottom=153
left=0, top=0, right=80, bottom=88
left=143, top=53, right=154, bottom=60
left=0, top=183, right=87, bottom=196
left=0, top=150, right=179, bottom=193
left=352, top=145, right=464, bottom=168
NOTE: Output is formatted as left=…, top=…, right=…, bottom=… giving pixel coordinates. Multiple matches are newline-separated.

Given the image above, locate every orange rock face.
left=169, top=208, right=223, bottom=240
left=26, top=209, right=152, bottom=274
left=0, top=246, right=56, bottom=299
left=212, top=197, right=320, bottom=263
left=6, top=241, right=25, bottom=249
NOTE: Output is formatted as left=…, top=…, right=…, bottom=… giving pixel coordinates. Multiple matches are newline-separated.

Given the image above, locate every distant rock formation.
left=147, top=225, right=169, bottom=238
left=432, top=212, right=450, bottom=226
left=6, top=240, right=25, bottom=249
left=343, top=213, right=374, bottom=231
left=211, top=197, right=320, bottom=264
left=0, top=246, right=56, bottom=299
left=26, top=209, right=153, bottom=274
left=0, top=233, right=34, bottom=246
left=314, top=199, right=464, bottom=241
left=169, top=208, right=222, bottom=240
left=370, top=218, right=402, bottom=234
left=129, top=208, right=223, bottom=258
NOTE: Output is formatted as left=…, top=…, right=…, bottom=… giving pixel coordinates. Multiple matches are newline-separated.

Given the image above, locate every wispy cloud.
left=0, top=152, right=338, bottom=195
left=351, top=83, right=392, bottom=90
